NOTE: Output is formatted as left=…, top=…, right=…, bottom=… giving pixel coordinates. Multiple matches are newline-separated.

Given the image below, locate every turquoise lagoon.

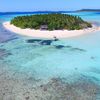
left=0, top=12, right=100, bottom=99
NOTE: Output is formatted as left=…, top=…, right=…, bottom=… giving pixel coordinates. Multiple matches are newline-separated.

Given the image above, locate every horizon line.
left=0, top=9, right=100, bottom=13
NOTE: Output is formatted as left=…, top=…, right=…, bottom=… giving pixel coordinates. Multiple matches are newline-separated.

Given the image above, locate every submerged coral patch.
left=71, top=47, right=86, bottom=52
left=40, top=40, right=53, bottom=45
left=27, top=39, right=54, bottom=45
left=0, top=49, right=12, bottom=59
left=27, top=39, right=42, bottom=43
left=55, top=45, right=65, bottom=49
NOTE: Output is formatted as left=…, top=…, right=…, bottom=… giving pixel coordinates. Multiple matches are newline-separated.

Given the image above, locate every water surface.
left=0, top=12, right=100, bottom=99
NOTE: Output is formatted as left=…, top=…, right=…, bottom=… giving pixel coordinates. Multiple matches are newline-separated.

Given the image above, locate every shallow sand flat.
left=0, top=69, right=99, bottom=100
left=3, top=22, right=100, bottom=39
left=0, top=60, right=99, bottom=100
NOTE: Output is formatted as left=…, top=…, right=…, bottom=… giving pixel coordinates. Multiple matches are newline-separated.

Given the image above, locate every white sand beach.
left=3, top=21, right=100, bottom=39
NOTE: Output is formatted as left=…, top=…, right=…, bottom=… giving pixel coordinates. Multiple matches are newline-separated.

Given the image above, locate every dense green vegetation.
left=11, top=14, right=92, bottom=30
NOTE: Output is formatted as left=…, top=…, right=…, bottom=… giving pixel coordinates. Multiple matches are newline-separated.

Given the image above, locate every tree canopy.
left=11, top=14, right=92, bottom=30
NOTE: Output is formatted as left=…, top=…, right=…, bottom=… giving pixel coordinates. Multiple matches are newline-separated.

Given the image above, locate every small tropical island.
left=11, top=14, right=92, bottom=30
left=3, top=14, right=100, bottom=39
left=77, top=9, right=100, bottom=12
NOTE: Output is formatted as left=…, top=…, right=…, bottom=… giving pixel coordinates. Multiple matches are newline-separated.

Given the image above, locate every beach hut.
left=40, top=25, right=48, bottom=30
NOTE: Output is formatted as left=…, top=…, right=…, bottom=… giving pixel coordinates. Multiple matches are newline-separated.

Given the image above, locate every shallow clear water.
left=0, top=12, right=100, bottom=99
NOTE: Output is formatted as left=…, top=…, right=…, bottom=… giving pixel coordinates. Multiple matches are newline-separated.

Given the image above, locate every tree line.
left=11, top=14, right=92, bottom=30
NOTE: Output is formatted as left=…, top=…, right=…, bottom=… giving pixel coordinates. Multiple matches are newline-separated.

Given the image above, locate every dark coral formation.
left=0, top=49, right=12, bottom=60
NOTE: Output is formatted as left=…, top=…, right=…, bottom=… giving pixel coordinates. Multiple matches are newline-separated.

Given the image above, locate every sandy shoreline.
left=3, top=21, right=100, bottom=39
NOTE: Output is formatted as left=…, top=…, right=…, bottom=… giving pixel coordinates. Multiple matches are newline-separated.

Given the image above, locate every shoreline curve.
left=3, top=21, right=100, bottom=39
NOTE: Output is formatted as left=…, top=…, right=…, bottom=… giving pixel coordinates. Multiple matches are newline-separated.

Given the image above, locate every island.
left=3, top=14, right=100, bottom=39
left=10, top=14, right=92, bottom=30
left=77, top=9, right=100, bottom=12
